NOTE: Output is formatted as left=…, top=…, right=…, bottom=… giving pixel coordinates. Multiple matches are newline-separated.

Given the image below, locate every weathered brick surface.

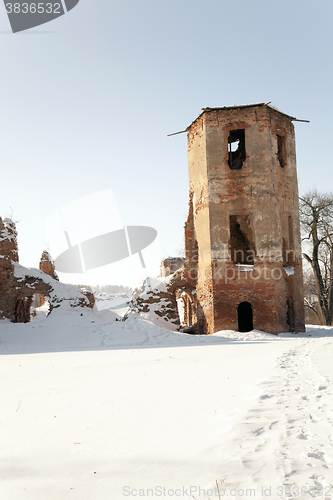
left=0, top=218, right=21, bottom=321
left=184, top=104, right=306, bottom=334
left=160, top=257, right=185, bottom=277
left=81, top=289, right=95, bottom=309
left=0, top=219, right=93, bottom=322
left=39, top=250, right=58, bottom=307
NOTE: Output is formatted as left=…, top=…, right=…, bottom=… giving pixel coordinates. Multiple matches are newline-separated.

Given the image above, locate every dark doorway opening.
left=15, top=297, right=33, bottom=323
left=238, top=301, right=253, bottom=332
left=286, top=298, right=295, bottom=332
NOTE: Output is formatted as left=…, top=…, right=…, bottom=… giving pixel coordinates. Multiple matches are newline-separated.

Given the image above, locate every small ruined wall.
left=160, top=257, right=185, bottom=277
left=0, top=218, right=94, bottom=323
left=126, top=268, right=196, bottom=329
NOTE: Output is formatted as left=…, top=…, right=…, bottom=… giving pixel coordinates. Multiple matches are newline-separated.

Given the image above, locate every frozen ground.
left=0, top=305, right=332, bottom=500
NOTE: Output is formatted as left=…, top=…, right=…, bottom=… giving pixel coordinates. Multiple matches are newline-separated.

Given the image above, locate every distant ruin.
left=0, top=218, right=51, bottom=322
left=160, top=257, right=185, bottom=277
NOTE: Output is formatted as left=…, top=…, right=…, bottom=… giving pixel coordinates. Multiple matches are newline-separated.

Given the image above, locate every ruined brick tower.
left=183, top=103, right=305, bottom=334
left=39, top=250, right=58, bottom=307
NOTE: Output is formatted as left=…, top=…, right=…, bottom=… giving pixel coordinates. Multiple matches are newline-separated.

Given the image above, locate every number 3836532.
left=5, top=3, right=61, bottom=14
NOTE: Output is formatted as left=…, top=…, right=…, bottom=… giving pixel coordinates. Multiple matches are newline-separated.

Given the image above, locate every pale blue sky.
left=0, top=0, right=332, bottom=286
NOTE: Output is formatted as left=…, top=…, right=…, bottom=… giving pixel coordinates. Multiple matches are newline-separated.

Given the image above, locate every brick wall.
left=184, top=104, right=305, bottom=334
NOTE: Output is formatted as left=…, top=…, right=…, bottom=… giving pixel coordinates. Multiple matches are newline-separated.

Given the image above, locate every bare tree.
left=303, top=267, right=320, bottom=320
left=299, top=190, right=333, bottom=325
left=7, top=207, right=20, bottom=224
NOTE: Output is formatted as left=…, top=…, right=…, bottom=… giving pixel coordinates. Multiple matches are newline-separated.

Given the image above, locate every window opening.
left=277, top=134, right=287, bottom=167
left=228, top=129, right=246, bottom=169
left=288, top=216, right=294, bottom=249
left=238, top=302, right=253, bottom=332
left=230, top=215, right=255, bottom=264
left=283, top=216, right=295, bottom=265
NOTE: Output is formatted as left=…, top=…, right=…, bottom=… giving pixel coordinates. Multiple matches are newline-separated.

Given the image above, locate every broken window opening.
left=238, top=302, right=253, bottom=332
left=228, top=129, right=246, bottom=170
left=230, top=215, right=255, bottom=264
left=288, top=216, right=294, bottom=248
left=277, top=134, right=287, bottom=167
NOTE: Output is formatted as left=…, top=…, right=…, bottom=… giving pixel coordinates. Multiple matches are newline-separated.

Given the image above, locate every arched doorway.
left=15, top=299, right=25, bottom=323
left=237, top=301, right=253, bottom=332
left=15, top=296, right=33, bottom=323
left=176, top=290, right=196, bottom=327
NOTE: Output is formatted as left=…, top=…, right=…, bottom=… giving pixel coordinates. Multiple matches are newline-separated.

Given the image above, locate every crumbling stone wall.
left=126, top=268, right=196, bottom=328
left=0, top=218, right=93, bottom=323
left=0, top=217, right=22, bottom=322
left=15, top=274, right=53, bottom=321
left=0, top=219, right=54, bottom=322
left=80, top=289, right=95, bottom=309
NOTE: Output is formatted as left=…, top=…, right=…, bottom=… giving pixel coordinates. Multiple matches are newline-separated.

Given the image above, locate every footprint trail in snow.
left=204, top=338, right=333, bottom=499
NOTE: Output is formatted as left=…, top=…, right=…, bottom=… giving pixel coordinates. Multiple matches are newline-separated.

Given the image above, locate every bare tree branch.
left=304, top=298, right=319, bottom=316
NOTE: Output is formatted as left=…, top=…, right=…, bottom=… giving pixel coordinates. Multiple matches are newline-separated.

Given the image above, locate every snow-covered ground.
left=94, top=292, right=130, bottom=314
left=0, top=306, right=332, bottom=499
